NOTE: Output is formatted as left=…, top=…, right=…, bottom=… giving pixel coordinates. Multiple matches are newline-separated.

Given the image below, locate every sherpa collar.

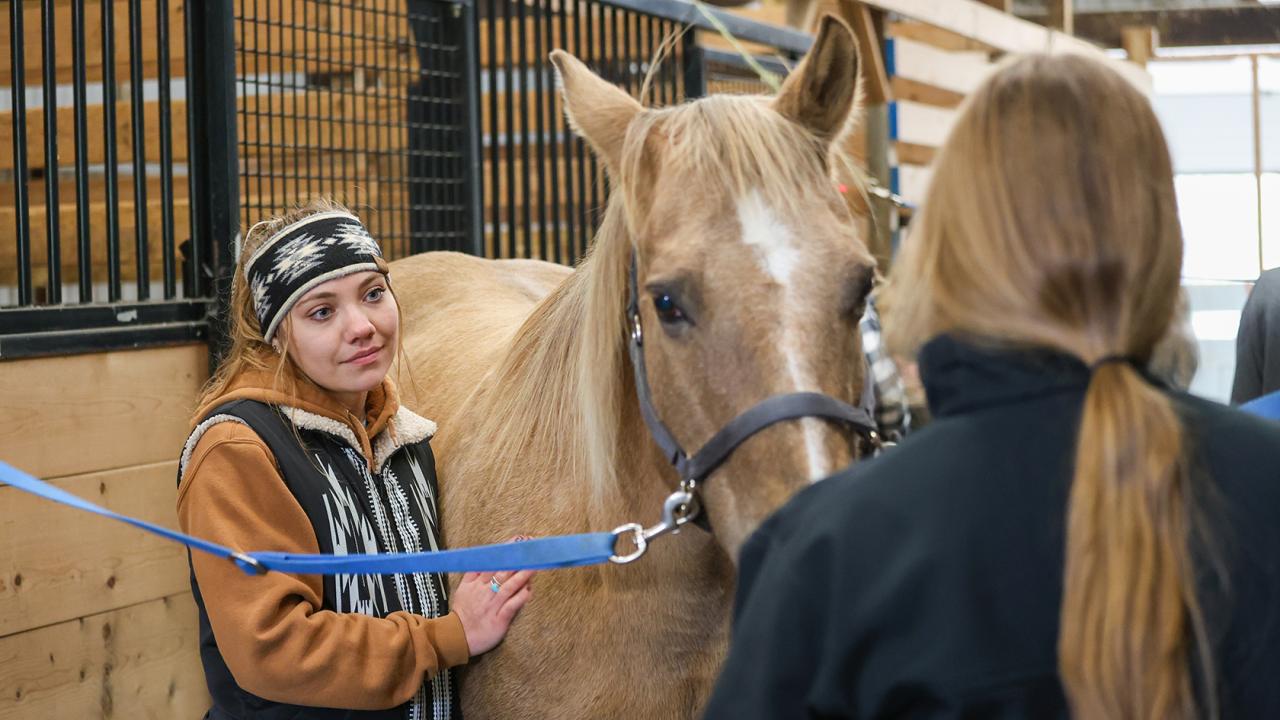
left=191, top=365, right=436, bottom=471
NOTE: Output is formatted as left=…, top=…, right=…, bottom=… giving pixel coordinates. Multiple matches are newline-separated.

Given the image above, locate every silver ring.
left=489, top=576, right=502, bottom=593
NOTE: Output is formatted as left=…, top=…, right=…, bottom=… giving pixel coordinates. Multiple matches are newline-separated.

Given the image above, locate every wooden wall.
left=0, top=344, right=211, bottom=718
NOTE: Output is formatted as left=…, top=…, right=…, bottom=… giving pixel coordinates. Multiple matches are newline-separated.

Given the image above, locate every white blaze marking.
left=737, top=191, right=829, bottom=481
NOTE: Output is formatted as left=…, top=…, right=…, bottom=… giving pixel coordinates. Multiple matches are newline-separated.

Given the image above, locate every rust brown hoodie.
left=176, top=366, right=469, bottom=711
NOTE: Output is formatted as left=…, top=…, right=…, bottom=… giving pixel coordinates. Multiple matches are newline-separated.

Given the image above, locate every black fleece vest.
left=182, top=399, right=458, bottom=720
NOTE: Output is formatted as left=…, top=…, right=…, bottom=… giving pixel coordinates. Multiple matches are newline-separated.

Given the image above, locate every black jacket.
left=705, top=335, right=1280, bottom=719
left=1232, top=268, right=1280, bottom=404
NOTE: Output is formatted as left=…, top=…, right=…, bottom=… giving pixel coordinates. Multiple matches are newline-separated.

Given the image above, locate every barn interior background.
left=0, top=0, right=1275, bottom=716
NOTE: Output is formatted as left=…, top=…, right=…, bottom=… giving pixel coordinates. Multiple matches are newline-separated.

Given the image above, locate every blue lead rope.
left=0, top=460, right=617, bottom=576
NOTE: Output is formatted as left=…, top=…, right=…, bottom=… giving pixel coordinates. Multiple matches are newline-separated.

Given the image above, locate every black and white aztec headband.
left=244, top=211, right=386, bottom=343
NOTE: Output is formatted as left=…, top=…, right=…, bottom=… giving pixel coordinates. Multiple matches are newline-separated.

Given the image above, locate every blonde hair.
left=883, top=54, right=1213, bottom=719
left=196, top=198, right=408, bottom=416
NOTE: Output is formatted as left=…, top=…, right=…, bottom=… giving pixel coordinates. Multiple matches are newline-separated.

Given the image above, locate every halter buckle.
left=630, top=312, right=643, bottom=346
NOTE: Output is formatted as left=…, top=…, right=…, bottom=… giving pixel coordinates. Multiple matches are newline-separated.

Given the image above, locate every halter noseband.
left=610, top=252, right=884, bottom=563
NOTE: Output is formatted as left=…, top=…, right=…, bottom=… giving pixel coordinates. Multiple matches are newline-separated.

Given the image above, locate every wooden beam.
left=844, top=1, right=892, bottom=105
left=1047, top=0, right=1073, bottom=36
left=1121, top=26, right=1159, bottom=69
left=1073, top=7, right=1280, bottom=49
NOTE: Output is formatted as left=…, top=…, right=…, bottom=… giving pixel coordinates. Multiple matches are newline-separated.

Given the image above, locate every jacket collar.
left=192, top=362, right=436, bottom=472
left=918, top=334, right=1093, bottom=419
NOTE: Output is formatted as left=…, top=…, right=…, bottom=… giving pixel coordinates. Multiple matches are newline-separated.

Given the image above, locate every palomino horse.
left=393, top=15, right=873, bottom=718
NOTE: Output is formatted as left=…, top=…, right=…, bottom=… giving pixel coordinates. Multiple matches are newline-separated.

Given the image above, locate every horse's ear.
left=551, top=49, right=643, bottom=173
left=772, top=14, right=861, bottom=143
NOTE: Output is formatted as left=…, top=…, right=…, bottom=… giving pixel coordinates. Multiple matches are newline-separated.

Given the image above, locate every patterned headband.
left=244, top=211, right=386, bottom=343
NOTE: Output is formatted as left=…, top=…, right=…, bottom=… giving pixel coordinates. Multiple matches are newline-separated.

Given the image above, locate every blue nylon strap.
left=0, top=460, right=617, bottom=576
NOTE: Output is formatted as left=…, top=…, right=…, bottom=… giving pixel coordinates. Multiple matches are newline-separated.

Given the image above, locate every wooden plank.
left=0, top=196, right=192, bottom=285
left=888, top=36, right=991, bottom=96
left=894, top=141, right=935, bottom=166
left=0, top=98, right=190, bottom=171
left=847, top=2, right=891, bottom=105
left=893, top=162, right=932, bottom=206
left=888, top=20, right=995, bottom=53
left=1048, top=0, right=1073, bottom=36
left=860, top=0, right=1097, bottom=56
left=861, top=0, right=1151, bottom=91
left=0, top=89, right=417, bottom=170
left=1121, top=25, right=1158, bottom=68
left=0, top=344, right=208, bottom=479
left=0, top=461, right=189, bottom=638
left=890, top=75, right=964, bottom=108
left=0, top=0, right=184, bottom=86
left=891, top=99, right=956, bottom=148
left=0, top=593, right=209, bottom=719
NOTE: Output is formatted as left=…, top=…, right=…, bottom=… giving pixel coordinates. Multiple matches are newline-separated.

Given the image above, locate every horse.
left=391, top=15, right=874, bottom=718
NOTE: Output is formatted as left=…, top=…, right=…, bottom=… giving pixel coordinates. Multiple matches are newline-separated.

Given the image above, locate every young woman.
left=705, top=54, right=1280, bottom=719
left=177, top=201, right=532, bottom=720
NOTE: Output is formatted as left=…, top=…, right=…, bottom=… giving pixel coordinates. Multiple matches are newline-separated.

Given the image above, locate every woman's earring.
left=271, top=340, right=282, bottom=354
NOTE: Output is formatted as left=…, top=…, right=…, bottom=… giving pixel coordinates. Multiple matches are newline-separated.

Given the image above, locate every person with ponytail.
left=705, top=54, right=1280, bottom=719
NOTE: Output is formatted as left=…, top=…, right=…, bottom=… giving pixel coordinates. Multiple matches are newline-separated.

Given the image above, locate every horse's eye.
left=652, top=294, right=687, bottom=324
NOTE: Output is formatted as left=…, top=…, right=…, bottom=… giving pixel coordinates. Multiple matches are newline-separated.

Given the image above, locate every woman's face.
left=280, top=270, right=398, bottom=407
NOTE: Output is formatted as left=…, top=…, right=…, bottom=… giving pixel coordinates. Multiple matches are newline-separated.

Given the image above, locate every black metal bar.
left=9, top=0, right=33, bottom=306
left=300, top=0, right=311, bottom=202
left=516, top=0, right=532, bottom=258
left=543, top=0, right=561, bottom=264
left=104, top=0, right=122, bottom=301
left=574, top=0, right=588, bottom=263
left=585, top=1, right=600, bottom=260
left=462, top=1, right=485, bottom=257
left=503, top=0, right=516, bottom=259
left=190, top=0, right=241, bottom=369
left=185, top=0, right=204, bottom=297
left=560, top=0, right=577, bottom=263
left=0, top=320, right=210, bottom=360
left=621, top=6, right=632, bottom=95
left=533, top=0, right=547, bottom=261
left=72, top=0, right=93, bottom=303
left=158, top=0, right=177, bottom=299
left=488, top=0, right=500, bottom=257
left=40, top=0, right=62, bottom=304
left=128, top=0, right=150, bottom=299
left=682, top=30, right=706, bottom=99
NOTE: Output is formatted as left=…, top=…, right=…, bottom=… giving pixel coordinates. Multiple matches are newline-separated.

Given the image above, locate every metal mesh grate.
left=234, top=0, right=474, bottom=260
left=477, top=0, right=687, bottom=265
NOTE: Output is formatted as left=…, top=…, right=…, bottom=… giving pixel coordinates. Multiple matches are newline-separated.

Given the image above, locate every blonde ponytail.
left=1059, top=363, right=1212, bottom=719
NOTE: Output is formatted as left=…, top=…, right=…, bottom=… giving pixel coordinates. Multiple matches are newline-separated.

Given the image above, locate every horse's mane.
left=452, top=92, right=852, bottom=518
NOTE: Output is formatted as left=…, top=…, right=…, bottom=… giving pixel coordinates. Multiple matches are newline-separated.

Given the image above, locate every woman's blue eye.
left=366, top=287, right=385, bottom=302
left=309, top=307, right=332, bottom=321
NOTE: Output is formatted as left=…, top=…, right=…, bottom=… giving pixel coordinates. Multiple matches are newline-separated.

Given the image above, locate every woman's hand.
left=451, top=538, right=535, bottom=657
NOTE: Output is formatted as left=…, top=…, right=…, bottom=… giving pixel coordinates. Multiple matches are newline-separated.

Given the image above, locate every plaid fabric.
left=860, top=298, right=911, bottom=442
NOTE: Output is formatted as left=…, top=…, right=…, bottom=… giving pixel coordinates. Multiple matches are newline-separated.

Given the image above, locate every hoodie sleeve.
left=176, top=422, right=470, bottom=710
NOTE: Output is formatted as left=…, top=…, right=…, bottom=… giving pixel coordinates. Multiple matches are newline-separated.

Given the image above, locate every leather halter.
left=620, top=251, right=883, bottom=544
